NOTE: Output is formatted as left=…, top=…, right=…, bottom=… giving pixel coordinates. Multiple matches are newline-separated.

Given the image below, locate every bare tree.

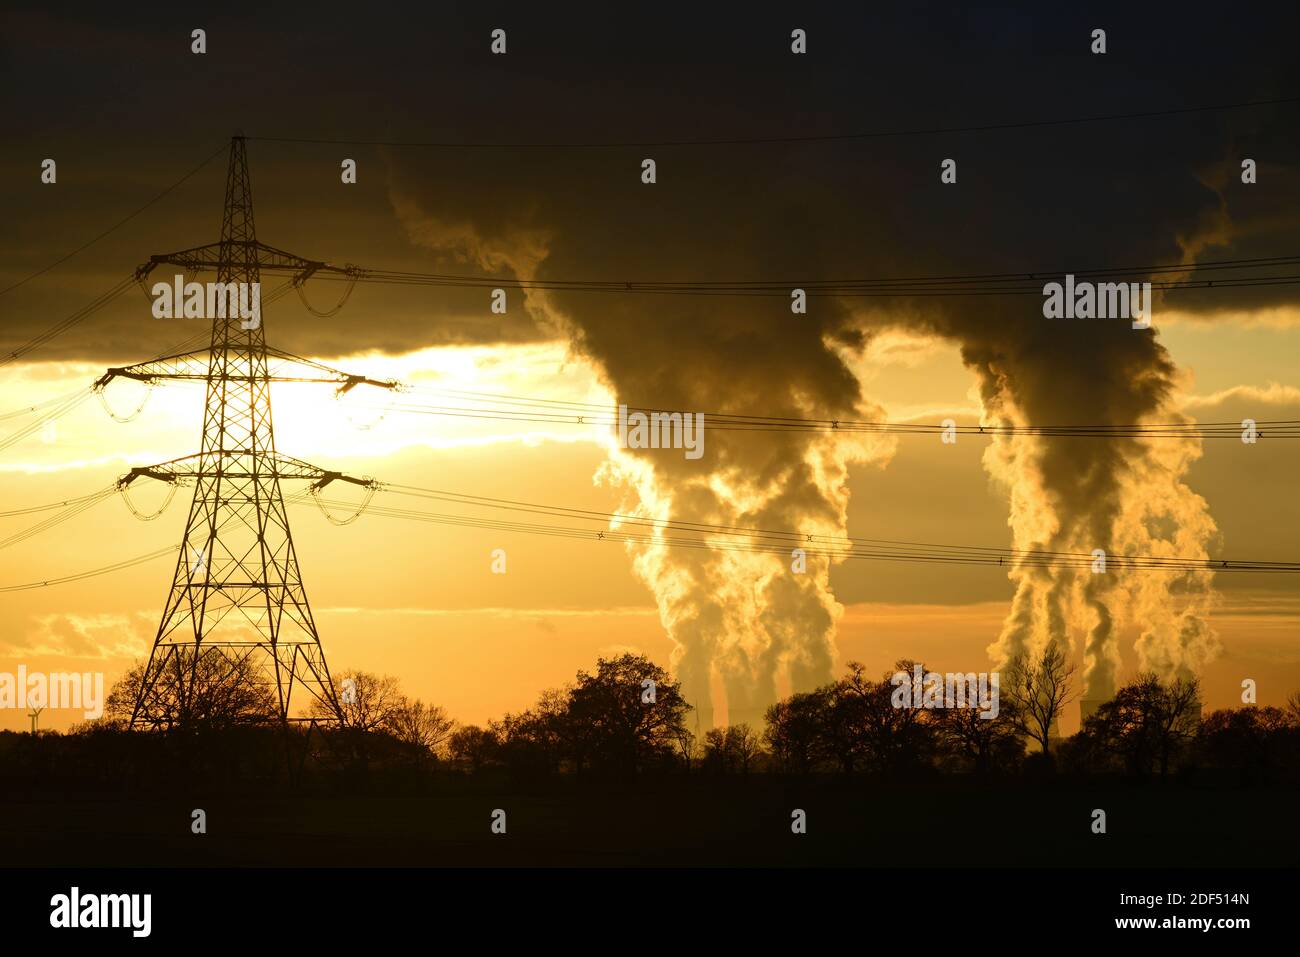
left=1085, top=673, right=1201, bottom=778
left=672, top=726, right=699, bottom=773
left=725, top=723, right=760, bottom=774
left=763, top=690, right=829, bottom=774
left=823, top=662, right=871, bottom=775
left=856, top=660, right=939, bottom=774
left=491, top=688, right=572, bottom=780
left=106, top=649, right=276, bottom=730
left=702, top=725, right=761, bottom=774
left=386, top=698, right=456, bottom=757
left=703, top=727, right=730, bottom=773
left=448, top=725, right=498, bottom=773
left=1004, top=642, right=1076, bottom=757
left=932, top=696, right=1025, bottom=774
left=311, top=670, right=404, bottom=732
left=1152, top=675, right=1201, bottom=777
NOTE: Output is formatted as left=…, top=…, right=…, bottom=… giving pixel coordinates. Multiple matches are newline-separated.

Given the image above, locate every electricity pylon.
left=98, top=136, right=394, bottom=729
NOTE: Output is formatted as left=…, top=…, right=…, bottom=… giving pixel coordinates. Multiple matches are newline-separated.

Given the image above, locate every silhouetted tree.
left=448, top=725, right=498, bottom=773
left=565, top=653, right=690, bottom=776
left=858, top=659, right=940, bottom=774
left=1197, top=705, right=1295, bottom=784
left=701, top=724, right=759, bottom=774
left=672, top=726, right=699, bottom=773
left=764, top=690, right=829, bottom=774
left=764, top=661, right=943, bottom=776
left=530, top=686, right=575, bottom=774
left=931, top=695, right=1025, bottom=774
left=1082, top=673, right=1201, bottom=778
left=491, top=689, right=572, bottom=781
left=702, top=728, right=730, bottom=773
left=311, top=670, right=404, bottom=732
left=1004, top=642, right=1076, bottom=757
left=106, top=650, right=276, bottom=730
left=726, top=724, right=760, bottom=774
left=387, top=699, right=456, bottom=758
left=822, top=663, right=872, bottom=775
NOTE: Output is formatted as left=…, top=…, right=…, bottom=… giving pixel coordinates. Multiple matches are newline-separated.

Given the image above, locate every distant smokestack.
left=689, top=692, right=713, bottom=738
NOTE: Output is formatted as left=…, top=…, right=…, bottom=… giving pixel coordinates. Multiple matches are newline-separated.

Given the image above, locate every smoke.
left=844, top=294, right=1220, bottom=700
left=4, top=6, right=1298, bottom=728
left=384, top=141, right=907, bottom=727
left=1115, top=422, right=1222, bottom=684
left=373, top=11, right=1300, bottom=721
left=382, top=136, right=1238, bottom=720
left=593, top=394, right=893, bottom=729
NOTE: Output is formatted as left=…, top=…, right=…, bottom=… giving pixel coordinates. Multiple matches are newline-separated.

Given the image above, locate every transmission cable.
left=247, top=95, right=1300, bottom=149
left=0, top=143, right=227, bottom=298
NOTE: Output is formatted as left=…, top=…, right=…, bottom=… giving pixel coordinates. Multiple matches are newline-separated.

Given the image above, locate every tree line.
left=8, top=644, right=1298, bottom=787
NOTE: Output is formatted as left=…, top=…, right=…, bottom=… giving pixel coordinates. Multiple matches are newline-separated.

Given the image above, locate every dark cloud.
left=4, top=2, right=1300, bottom=360
left=4, top=1, right=1298, bottom=716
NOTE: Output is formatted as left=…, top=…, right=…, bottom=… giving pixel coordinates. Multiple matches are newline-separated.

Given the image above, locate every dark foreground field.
left=3, top=777, right=1296, bottom=867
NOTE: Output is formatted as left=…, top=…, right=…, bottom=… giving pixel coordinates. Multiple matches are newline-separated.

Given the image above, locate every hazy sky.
left=2, top=2, right=1299, bottom=732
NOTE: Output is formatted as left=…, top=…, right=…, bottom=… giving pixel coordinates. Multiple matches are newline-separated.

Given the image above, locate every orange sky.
left=3, top=325, right=1298, bottom=733
left=4, top=6, right=1299, bottom=734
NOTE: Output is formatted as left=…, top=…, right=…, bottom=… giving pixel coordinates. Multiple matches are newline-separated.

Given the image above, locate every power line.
left=383, top=402, right=1300, bottom=439
left=142, top=243, right=1300, bottom=295
left=5, top=468, right=1289, bottom=593
left=0, top=143, right=227, bottom=298
left=0, top=491, right=311, bottom=592
left=247, top=95, right=1300, bottom=149
left=0, top=489, right=115, bottom=550
left=0, top=386, right=94, bottom=421
left=0, top=543, right=179, bottom=593
left=0, top=487, right=116, bottom=517
left=9, top=292, right=1283, bottom=449
left=0, top=388, right=94, bottom=452
left=290, top=252, right=1300, bottom=300
left=379, top=484, right=1298, bottom=571
left=362, top=387, right=1300, bottom=440
left=0, top=276, right=297, bottom=373
left=0, top=277, right=135, bottom=368
left=298, top=485, right=1300, bottom=573
left=9, top=252, right=1295, bottom=378
left=350, top=252, right=1300, bottom=285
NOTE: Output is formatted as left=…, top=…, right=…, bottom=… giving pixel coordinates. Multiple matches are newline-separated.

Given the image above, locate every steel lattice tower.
left=103, top=137, right=389, bottom=728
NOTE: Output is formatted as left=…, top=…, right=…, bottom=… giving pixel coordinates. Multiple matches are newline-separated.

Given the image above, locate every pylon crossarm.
left=117, top=466, right=185, bottom=489
left=96, top=349, right=399, bottom=390
left=264, top=347, right=399, bottom=392
left=116, top=452, right=204, bottom=487
left=334, top=373, right=397, bottom=395
left=120, top=451, right=378, bottom=487
left=309, top=470, right=380, bottom=492
left=95, top=351, right=206, bottom=388
left=140, top=240, right=350, bottom=277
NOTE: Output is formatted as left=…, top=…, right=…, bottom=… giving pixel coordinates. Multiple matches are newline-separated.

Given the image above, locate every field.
left=4, top=777, right=1295, bottom=867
